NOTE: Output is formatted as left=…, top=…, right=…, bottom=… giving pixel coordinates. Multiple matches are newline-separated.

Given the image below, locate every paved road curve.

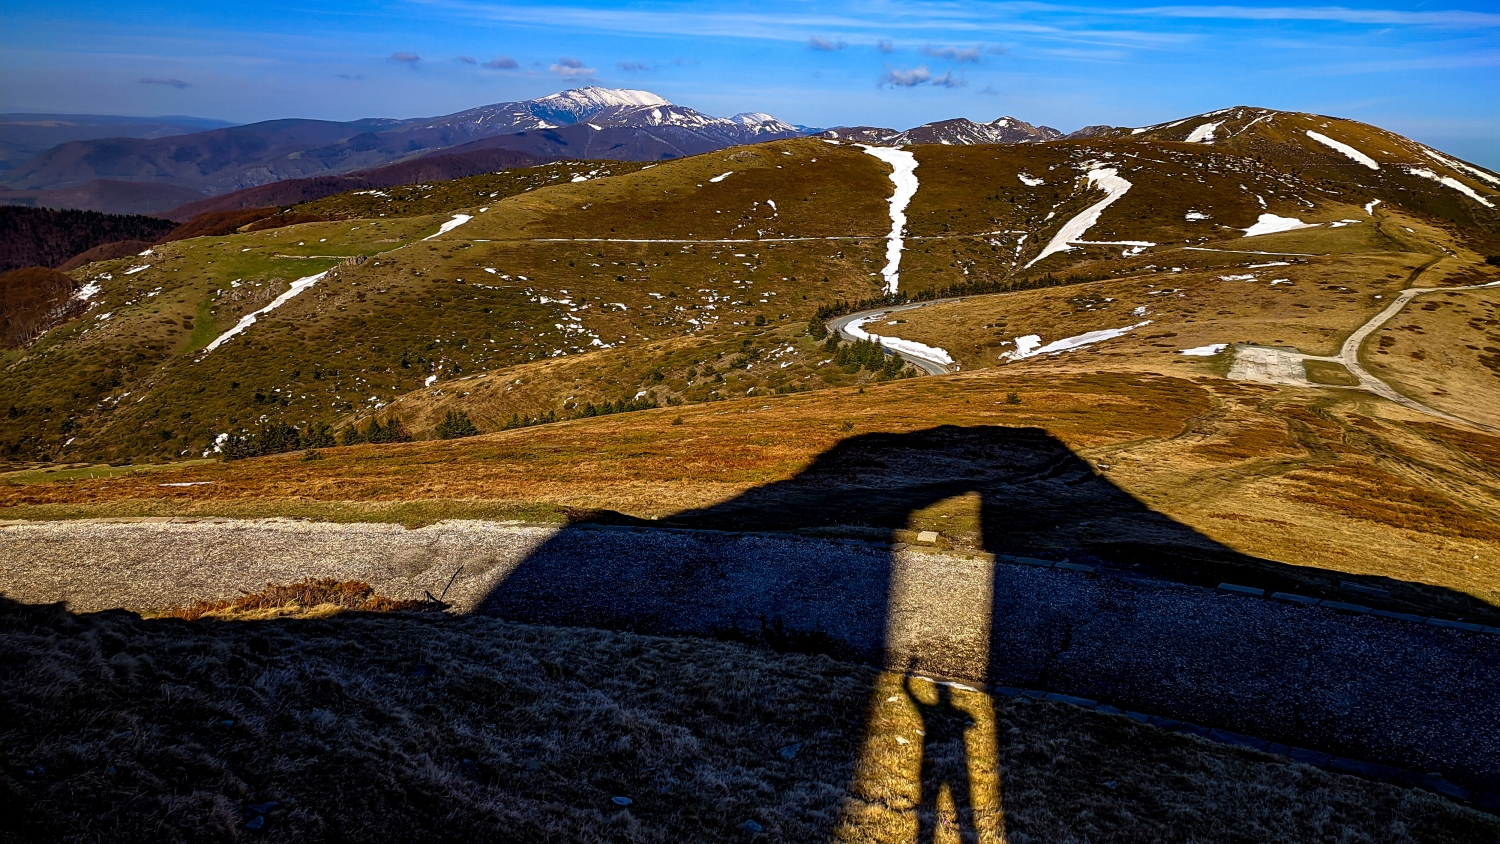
left=827, top=299, right=960, bottom=375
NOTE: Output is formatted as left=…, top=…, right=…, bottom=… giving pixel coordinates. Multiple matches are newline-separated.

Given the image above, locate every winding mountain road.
left=1333, top=277, right=1500, bottom=430
left=827, top=300, right=960, bottom=375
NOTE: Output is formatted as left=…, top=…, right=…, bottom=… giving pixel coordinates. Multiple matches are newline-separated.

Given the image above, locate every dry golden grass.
left=6, top=368, right=1499, bottom=620
left=890, top=252, right=1426, bottom=371
left=1365, top=287, right=1500, bottom=429
left=4, top=597, right=1495, bottom=843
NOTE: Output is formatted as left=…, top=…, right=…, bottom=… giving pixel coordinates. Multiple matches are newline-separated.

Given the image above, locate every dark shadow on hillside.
left=476, top=425, right=1500, bottom=798
left=479, top=425, right=1498, bottom=637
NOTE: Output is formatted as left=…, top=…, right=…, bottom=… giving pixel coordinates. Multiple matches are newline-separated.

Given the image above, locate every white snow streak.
left=709, top=171, right=733, bottom=183
left=1243, top=214, right=1315, bottom=237
left=1364, top=199, right=1381, bottom=215
left=1180, top=343, right=1228, bottom=356
left=423, top=214, right=473, bottom=241
left=1003, top=321, right=1151, bottom=360
left=1305, top=131, right=1378, bottom=170
left=1406, top=167, right=1495, bottom=208
left=1184, top=122, right=1221, bottom=143
left=1025, top=167, right=1132, bottom=269
left=1422, top=148, right=1500, bottom=187
left=1018, top=173, right=1044, bottom=187
left=201, top=271, right=328, bottom=354
left=846, top=314, right=955, bottom=367
left=124, top=265, right=150, bottom=275
left=860, top=145, right=920, bottom=295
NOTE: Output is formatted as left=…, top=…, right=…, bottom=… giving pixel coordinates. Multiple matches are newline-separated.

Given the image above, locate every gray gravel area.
left=0, top=518, right=547, bottom=613
left=3, top=517, right=1498, bottom=793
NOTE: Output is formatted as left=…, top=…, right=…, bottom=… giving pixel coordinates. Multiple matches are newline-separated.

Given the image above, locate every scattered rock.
left=777, top=742, right=801, bottom=760
left=611, top=796, right=633, bottom=807
left=915, top=531, right=939, bottom=544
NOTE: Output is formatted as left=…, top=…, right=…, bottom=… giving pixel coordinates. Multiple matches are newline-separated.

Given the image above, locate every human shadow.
left=904, top=670, right=977, bottom=843
left=477, top=424, right=1500, bottom=798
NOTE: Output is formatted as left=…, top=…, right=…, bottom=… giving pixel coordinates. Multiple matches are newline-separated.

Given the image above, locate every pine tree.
left=435, top=410, right=480, bottom=439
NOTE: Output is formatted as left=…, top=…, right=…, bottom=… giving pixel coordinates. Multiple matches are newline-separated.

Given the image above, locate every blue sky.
left=3, top=0, right=1497, bottom=166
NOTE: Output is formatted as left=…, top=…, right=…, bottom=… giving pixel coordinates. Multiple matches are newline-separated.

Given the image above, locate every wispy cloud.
left=808, top=36, right=846, bottom=51
left=456, top=55, right=476, bottom=64
left=483, top=55, right=518, bottom=69
left=879, top=64, right=965, bottom=88
left=877, top=39, right=895, bottom=53
left=881, top=65, right=929, bottom=86
left=1121, top=4, right=1500, bottom=28
left=921, top=44, right=982, bottom=63
left=390, top=51, right=421, bottom=62
left=550, top=56, right=595, bottom=77
left=139, top=77, right=190, bottom=88
left=617, top=60, right=653, bottom=71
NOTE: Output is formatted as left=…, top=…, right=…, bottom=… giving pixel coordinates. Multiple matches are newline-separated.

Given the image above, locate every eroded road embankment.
left=3, top=518, right=1498, bottom=794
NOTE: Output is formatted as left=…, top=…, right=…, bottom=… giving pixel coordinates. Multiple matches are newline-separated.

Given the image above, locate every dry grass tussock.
left=157, top=578, right=431, bottom=621
left=2, top=595, right=1496, bottom=843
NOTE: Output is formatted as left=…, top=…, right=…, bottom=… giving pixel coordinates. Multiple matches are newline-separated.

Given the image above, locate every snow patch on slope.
left=1003, top=322, right=1151, bottom=360
left=860, top=145, right=920, bottom=295
left=1406, top=167, right=1495, bottom=208
left=1305, top=131, right=1378, bottom=170
left=423, top=214, right=473, bottom=241
left=1185, top=122, right=1221, bottom=143
left=1243, top=214, right=1315, bottom=237
left=1422, top=148, right=1500, bottom=187
left=1025, top=166, right=1132, bottom=269
left=1180, top=343, right=1228, bottom=356
left=202, top=271, right=328, bottom=354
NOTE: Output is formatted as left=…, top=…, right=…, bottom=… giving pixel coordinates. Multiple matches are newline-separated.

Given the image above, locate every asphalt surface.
left=3, top=517, right=1497, bottom=793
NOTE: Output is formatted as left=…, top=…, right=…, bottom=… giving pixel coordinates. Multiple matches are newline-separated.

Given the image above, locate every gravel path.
left=3, top=517, right=1497, bottom=793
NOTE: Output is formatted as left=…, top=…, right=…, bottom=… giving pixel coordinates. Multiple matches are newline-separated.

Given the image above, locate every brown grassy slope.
left=3, top=598, right=1494, bottom=844
left=6, top=370, right=1500, bottom=619
left=7, top=130, right=1495, bottom=465
left=0, top=142, right=900, bottom=463
left=1365, top=286, right=1500, bottom=429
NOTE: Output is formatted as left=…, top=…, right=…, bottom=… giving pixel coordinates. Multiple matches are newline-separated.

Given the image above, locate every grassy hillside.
left=0, top=121, right=1495, bottom=468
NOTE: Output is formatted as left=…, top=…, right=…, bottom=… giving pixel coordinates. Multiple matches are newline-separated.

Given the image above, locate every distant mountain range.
left=0, top=113, right=237, bottom=174
left=0, top=88, right=804, bottom=215
left=21, top=89, right=1488, bottom=223
left=819, top=116, right=1065, bottom=145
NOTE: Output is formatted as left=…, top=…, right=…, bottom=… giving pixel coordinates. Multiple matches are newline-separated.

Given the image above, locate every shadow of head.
left=579, top=424, right=1184, bottom=542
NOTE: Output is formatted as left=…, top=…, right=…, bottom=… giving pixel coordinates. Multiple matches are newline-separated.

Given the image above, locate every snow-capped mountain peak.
left=536, top=87, right=672, bottom=112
